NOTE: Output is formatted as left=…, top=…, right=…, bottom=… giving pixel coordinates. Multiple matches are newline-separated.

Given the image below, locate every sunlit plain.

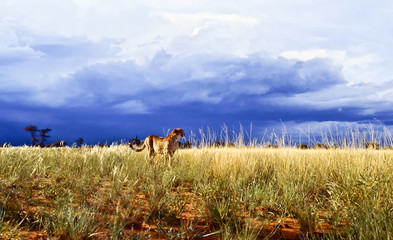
left=1, top=144, right=392, bottom=239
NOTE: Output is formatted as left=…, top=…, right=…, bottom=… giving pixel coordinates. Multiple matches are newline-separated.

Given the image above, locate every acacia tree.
left=39, top=128, right=51, bottom=145
left=24, top=125, right=39, bottom=145
left=75, top=137, right=84, bottom=148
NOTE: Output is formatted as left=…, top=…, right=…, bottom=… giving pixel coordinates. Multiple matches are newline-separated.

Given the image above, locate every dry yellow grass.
left=1, top=146, right=393, bottom=239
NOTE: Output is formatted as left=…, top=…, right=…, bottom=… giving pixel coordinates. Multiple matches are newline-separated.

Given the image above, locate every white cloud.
left=0, top=0, right=393, bottom=118
left=0, top=46, right=44, bottom=63
left=113, top=100, right=150, bottom=114
left=280, top=48, right=386, bottom=85
left=280, top=49, right=346, bottom=62
left=266, top=79, right=393, bottom=116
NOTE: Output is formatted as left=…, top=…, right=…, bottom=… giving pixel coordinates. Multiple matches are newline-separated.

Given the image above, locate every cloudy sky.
left=1, top=0, right=393, bottom=145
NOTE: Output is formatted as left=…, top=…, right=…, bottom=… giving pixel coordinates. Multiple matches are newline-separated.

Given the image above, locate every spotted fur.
left=129, top=128, right=185, bottom=165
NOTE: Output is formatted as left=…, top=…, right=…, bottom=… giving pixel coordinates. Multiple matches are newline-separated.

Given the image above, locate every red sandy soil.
left=17, top=217, right=304, bottom=240
left=16, top=218, right=304, bottom=240
left=6, top=183, right=339, bottom=240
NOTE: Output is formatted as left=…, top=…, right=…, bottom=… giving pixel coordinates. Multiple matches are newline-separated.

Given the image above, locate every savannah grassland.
left=1, top=145, right=393, bottom=239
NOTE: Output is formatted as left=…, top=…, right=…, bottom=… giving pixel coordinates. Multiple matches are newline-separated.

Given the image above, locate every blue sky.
left=1, top=0, right=393, bottom=145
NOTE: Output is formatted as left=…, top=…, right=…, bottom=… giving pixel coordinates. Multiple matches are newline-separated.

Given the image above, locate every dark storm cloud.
left=2, top=1, right=393, bottom=146
left=1, top=48, right=390, bottom=145
left=61, top=51, right=345, bottom=114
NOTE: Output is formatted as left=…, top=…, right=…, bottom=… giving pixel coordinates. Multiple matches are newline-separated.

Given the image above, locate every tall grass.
left=1, top=123, right=393, bottom=239
left=183, top=121, right=393, bottom=148
left=1, top=145, right=393, bottom=239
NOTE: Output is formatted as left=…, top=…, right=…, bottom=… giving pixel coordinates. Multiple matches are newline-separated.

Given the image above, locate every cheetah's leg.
left=148, top=151, right=155, bottom=164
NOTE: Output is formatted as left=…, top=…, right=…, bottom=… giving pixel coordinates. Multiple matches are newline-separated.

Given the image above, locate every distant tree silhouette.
left=51, top=141, right=67, bottom=147
left=97, top=143, right=109, bottom=147
left=209, top=141, right=235, bottom=148
left=297, top=144, right=310, bottom=149
left=265, top=144, right=279, bottom=149
left=183, top=141, right=192, bottom=149
left=75, top=137, right=84, bottom=148
left=313, top=143, right=328, bottom=149
left=24, top=125, right=39, bottom=145
left=178, top=140, right=192, bottom=149
left=39, top=128, right=51, bottom=145
left=365, top=142, right=380, bottom=149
